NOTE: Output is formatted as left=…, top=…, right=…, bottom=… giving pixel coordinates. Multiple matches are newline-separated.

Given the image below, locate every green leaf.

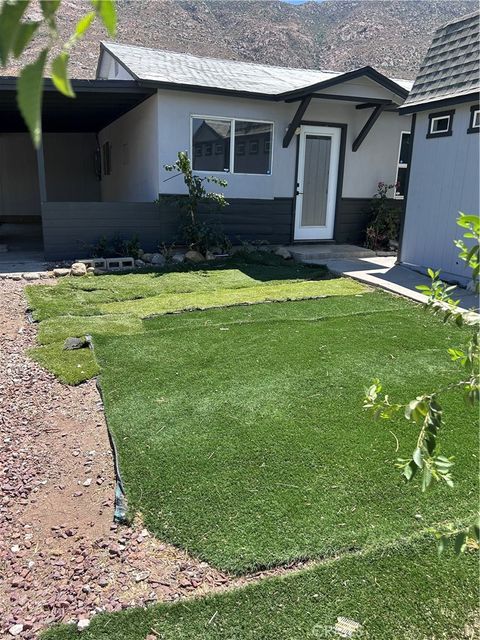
left=73, top=11, right=96, bottom=41
left=51, top=52, right=75, bottom=98
left=412, top=447, right=423, bottom=468
left=12, top=20, right=40, bottom=58
left=17, top=49, right=48, bottom=148
left=40, top=0, right=60, bottom=19
left=91, top=0, right=116, bottom=36
left=0, top=0, right=29, bottom=65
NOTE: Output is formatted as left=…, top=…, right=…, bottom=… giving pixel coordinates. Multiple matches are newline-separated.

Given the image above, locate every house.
left=398, top=11, right=480, bottom=285
left=0, top=43, right=413, bottom=260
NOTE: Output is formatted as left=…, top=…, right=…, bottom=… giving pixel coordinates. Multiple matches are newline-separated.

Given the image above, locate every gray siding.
left=41, top=198, right=293, bottom=260
left=400, top=102, right=480, bottom=284
left=335, top=197, right=403, bottom=244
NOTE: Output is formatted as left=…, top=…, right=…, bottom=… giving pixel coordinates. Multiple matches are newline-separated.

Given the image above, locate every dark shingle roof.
left=100, top=42, right=412, bottom=99
left=402, top=11, right=480, bottom=109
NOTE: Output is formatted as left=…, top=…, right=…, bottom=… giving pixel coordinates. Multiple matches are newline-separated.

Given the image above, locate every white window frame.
left=190, top=115, right=274, bottom=176
left=471, top=109, right=480, bottom=129
left=393, top=131, right=410, bottom=200
left=430, top=115, right=450, bottom=134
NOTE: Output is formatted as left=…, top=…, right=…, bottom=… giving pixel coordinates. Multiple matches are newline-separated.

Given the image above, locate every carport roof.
left=0, top=78, right=155, bottom=132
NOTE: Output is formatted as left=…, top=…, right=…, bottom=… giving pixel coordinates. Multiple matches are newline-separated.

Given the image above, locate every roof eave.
left=276, top=66, right=410, bottom=102
left=400, top=90, right=480, bottom=114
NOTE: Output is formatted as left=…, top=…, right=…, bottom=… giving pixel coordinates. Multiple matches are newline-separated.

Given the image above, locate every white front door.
left=294, top=125, right=341, bottom=241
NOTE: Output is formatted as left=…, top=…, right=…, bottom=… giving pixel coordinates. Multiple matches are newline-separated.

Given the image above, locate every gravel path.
left=0, top=280, right=232, bottom=638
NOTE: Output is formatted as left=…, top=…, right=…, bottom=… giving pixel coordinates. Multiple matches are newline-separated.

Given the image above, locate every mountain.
left=3, top=0, right=477, bottom=80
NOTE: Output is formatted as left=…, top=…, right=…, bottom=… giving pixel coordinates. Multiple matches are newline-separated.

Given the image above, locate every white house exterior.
left=1, top=43, right=413, bottom=259
left=399, top=11, right=480, bottom=285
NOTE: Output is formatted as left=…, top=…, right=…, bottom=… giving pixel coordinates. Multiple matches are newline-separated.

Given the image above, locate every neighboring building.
left=399, top=11, right=480, bottom=285
left=0, top=43, right=413, bottom=259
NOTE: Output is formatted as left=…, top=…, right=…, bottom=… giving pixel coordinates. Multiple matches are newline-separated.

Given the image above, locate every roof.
left=0, top=78, right=155, bottom=132
left=401, top=10, right=480, bottom=111
left=99, top=41, right=412, bottom=101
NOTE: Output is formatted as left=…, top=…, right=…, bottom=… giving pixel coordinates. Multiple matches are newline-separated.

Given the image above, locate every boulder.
left=275, top=247, right=292, bottom=260
left=135, top=259, right=146, bottom=268
left=185, top=250, right=205, bottom=263
left=23, top=272, right=40, bottom=280
left=138, top=249, right=145, bottom=259
left=142, top=253, right=153, bottom=263
left=70, top=262, right=87, bottom=277
left=205, top=251, right=216, bottom=261
left=63, top=337, right=88, bottom=351
left=151, top=253, right=166, bottom=267
left=171, top=253, right=185, bottom=264
left=53, top=268, right=70, bottom=277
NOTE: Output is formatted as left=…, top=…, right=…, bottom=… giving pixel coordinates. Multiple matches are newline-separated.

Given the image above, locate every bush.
left=365, top=182, right=400, bottom=251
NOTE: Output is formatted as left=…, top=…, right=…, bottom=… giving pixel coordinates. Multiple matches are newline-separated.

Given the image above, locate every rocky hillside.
left=4, top=0, right=477, bottom=79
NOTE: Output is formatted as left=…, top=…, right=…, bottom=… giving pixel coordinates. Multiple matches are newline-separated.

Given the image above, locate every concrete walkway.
left=321, top=256, right=478, bottom=312
left=0, top=251, right=48, bottom=276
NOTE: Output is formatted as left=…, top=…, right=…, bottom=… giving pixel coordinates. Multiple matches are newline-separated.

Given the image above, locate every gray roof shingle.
left=100, top=42, right=412, bottom=98
left=402, top=11, right=480, bottom=109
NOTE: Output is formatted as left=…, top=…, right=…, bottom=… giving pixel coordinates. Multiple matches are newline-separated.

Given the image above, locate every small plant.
left=365, top=182, right=400, bottom=251
left=89, top=234, right=141, bottom=259
left=364, top=213, right=480, bottom=555
left=158, top=151, right=230, bottom=254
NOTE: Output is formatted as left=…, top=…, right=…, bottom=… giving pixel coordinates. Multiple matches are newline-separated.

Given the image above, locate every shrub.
left=365, top=182, right=400, bottom=251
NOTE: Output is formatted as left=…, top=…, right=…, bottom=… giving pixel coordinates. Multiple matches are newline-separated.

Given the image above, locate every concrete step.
left=286, top=244, right=376, bottom=263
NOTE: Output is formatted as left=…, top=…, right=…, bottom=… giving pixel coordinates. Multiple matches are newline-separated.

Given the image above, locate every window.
left=192, top=117, right=231, bottom=172
left=427, top=110, right=454, bottom=138
left=102, top=141, right=111, bottom=176
left=394, top=131, right=410, bottom=199
left=191, top=116, right=273, bottom=174
left=467, top=105, right=480, bottom=134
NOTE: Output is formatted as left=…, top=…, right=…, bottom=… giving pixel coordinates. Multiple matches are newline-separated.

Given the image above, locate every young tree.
left=364, top=213, right=480, bottom=554
left=0, top=0, right=116, bottom=146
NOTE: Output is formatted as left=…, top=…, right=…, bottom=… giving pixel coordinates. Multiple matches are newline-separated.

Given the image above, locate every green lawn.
left=42, top=537, right=478, bottom=640
left=92, top=294, right=477, bottom=573
left=26, top=261, right=478, bottom=639
left=26, top=256, right=365, bottom=384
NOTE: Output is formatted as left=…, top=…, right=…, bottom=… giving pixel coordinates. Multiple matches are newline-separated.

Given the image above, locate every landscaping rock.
left=185, top=250, right=205, bottom=263
left=171, top=253, right=185, bottom=264
left=23, top=272, right=40, bottom=281
left=70, top=263, right=87, bottom=277
left=63, top=337, right=88, bottom=351
left=151, top=254, right=166, bottom=267
left=134, top=259, right=146, bottom=268
left=53, top=268, right=70, bottom=278
left=142, top=253, right=153, bottom=263
left=77, top=618, right=90, bottom=631
left=275, top=247, right=292, bottom=260
left=9, top=624, right=23, bottom=636
left=86, top=267, right=95, bottom=274
left=205, top=251, right=216, bottom=261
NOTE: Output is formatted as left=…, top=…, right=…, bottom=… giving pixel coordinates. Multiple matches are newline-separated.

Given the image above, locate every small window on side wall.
left=467, top=105, right=480, bottom=134
left=427, top=110, right=454, bottom=138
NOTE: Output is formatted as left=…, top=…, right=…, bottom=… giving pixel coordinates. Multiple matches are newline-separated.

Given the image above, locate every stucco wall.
left=98, top=94, right=159, bottom=201
left=400, top=102, right=480, bottom=284
left=156, top=88, right=411, bottom=201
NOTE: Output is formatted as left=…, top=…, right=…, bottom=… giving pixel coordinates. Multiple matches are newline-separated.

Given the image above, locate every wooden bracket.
left=352, top=104, right=387, bottom=152
left=282, top=95, right=312, bottom=148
